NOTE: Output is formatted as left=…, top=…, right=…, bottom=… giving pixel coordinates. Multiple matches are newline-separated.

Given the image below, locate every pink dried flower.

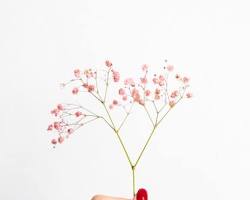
left=75, top=111, right=83, bottom=117
left=47, top=124, right=53, bottom=131
left=131, top=88, right=140, bottom=102
left=113, top=100, right=118, bottom=105
left=51, top=108, right=59, bottom=116
left=72, top=87, right=79, bottom=95
left=87, top=84, right=95, bottom=92
left=145, top=90, right=151, bottom=96
left=112, top=70, right=120, bottom=82
left=74, top=69, right=81, bottom=78
left=119, top=88, right=125, bottom=95
left=51, top=139, right=57, bottom=145
left=155, top=88, right=161, bottom=95
left=170, top=90, right=179, bottom=98
left=166, top=64, right=174, bottom=72
left=53, top=122, right=61, bottom=130
left=57, top=104, right=63, bottom=110
left=152, top=77, right=158, bottom=84
left=183, top=76, right=189, bottom=84
left=186, top=92, right=192, bottom=98
left=58, top=136, right=64, bottom=144
left=105, top=60, right=112, bottom=68
left=122, top=95, right=127, bottom=101
left=67, top=128, right=74, bottom=134
left=82, top=83, right=88, bottom=88
left=140, top=77, right=147, bottom=85
left=124, top=78, right=135, bottom=87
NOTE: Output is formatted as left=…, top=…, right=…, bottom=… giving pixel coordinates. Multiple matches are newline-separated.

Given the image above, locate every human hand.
left=91, top=188, right=148, bottom=200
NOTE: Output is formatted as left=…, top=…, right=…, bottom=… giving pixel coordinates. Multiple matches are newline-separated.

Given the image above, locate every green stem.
left=132, top=166, right=136, bottom=197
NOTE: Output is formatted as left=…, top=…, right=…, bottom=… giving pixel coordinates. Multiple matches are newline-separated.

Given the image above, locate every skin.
left=91, top=195, right=135, bottom=200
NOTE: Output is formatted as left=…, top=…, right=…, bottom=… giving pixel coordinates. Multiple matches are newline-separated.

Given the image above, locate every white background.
left=1, top=0, right=250, bottom=200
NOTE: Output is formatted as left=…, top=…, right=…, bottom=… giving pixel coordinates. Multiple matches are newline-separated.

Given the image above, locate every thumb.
left=134, top=188, right=148, bottom=200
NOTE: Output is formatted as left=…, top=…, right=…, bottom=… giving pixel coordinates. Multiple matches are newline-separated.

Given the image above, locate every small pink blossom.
left=166, top=64, right=174, bottom=72
left=119, top=88, right=125, bottom=95
left=72, top=87, right=79, bottom=95
left=112, top=70, right=120, bottom=82
left=145, top=90, right=151, bottom=96
left=140, top=77, right=147, bottom=85
left=155, top=88, right=161, bottom=95
left=58, top=136, right=64, bottom=144
left=122, top=95, right=127, bottom=101
left=175, top=74, right=180, bottom=79
left=53, top=122, right=61, bottom=130
left=74, top=69, right=81, bottom=78
left=159, top=75, right=165, bottom=82
left=75, top=111, right=83, bottom=117
left=186, top=92, right=192, bottom=98
left=113, top=100, right=118, bottom=105
left=47, top=124, right=53, bottom=131
left=105, top=60, right=112, bottom=68
left=142, top=64, right=148, bottom=71
left=67, top=128, right=74, bottom=134
left=131, top=88, right=140, bottom=102
left=170, top=90, right=179, bottom=98
left=82, top=83, right=88, bottom=88
left=152, top=78, right=158, bottom=84
left=183, top=76, right=189, bottom=84
left=87, top=84, right=95, bottom=92
left=51, top=108, right=59, bottom=116
left=57, top=104, right=63, bottom=110
left=51, top=139, right=57, bottom=145
left=124, top=78, right=135, bottom=87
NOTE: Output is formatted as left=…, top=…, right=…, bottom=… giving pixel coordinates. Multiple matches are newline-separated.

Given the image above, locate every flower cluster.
left=47, top=60, right=192, bottom=147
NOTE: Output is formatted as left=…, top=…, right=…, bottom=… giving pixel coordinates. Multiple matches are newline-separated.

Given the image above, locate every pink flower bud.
left=112, top=70, right=120, bottom=82
left=58, top=136, right=64, bottom=144
left=74, top=69, right=81, bottom=78
left=119, top=88, right=125, bottom=95
left=105, top=60, right=112, bottom=67
left=170, top=90, right=179, bottom=98
left=145, top=90, right=151, bottom=96
left=72, top=87, right=79, bottom=95
left=47, top=124, right=53, bottom=131
left=75, top=111, right=82, bottom=117
left=183, top=76, right=189, bottom=84
left=122, top=95, right=127, bottom=101
left=140, top=77, right=147, bottom=84
left=113, top=100, right=118, bottom=105
left=186, top=92, right=192, bottom=98
left=166, top=64, right=174, bottom=72
left=51, top=139, right=57, bottom=145
left=53, top=122, right=61, bottom=130
left=87, top=84, right=95, bottom=92
left=57, top=104, right=63, bottom=110
left=124, top=78, right=135, bottom=87
left=67, top=128, right=74, bottom=134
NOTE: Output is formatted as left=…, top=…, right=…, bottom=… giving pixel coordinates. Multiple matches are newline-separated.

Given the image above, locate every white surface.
left=1, top=0, right=250, bottom=200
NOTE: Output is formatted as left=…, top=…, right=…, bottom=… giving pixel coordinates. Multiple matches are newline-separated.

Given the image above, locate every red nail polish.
left=136, top=188, right=148, bottom=200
